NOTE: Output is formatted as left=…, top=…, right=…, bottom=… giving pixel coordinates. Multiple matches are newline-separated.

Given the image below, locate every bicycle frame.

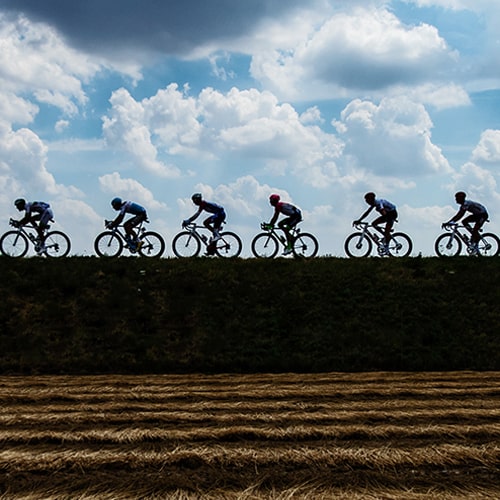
left=2, top=218, right=70, bottom=257
left=7, top=220, right=40, bottom=246
left=173, top=221, right=242, bottom=258
left=181, top=222, right=229, bottom=248
left=105, top=219, right=148, bottom=247
left=441, top=223, right=472, bottom=246
left=259, top=223, right=300, bottom=248
left=352, top=222, right=386, bottom=247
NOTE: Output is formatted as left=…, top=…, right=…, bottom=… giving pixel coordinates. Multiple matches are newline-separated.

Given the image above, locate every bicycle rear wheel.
left=172, top=231, right=201, bottom=257
left=251, top=233, right=279, bottom=258
left=477, top=233, right=500, bottom=257
left=95, top=232, right=123, bottom=257
left=0, top=231, right=29, bottom=257
left=44, top=231, right=71, bottom=257
left=138, top=231, right=165, bottom=258
left=435, top=233, right=461, bottom=257
left=216, top=231, right=242, bottom=258
left=292, top=232, right=319, bottom=258
left=387, top=232, right=412, bottom=257
left=344, top=232, right=372, bottom=258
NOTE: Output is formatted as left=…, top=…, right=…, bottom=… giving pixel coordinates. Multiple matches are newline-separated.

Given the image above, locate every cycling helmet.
left=111, top=197, right=123, bottom=210
left=364, top=192, right=376, bottom=201
left=269, top=194, right=280, bottom=206
left=455, top=191, right=466, bottom=201
left=191, top=193, right=202, bottom=205
left=14, top=198, right=26, bottom=211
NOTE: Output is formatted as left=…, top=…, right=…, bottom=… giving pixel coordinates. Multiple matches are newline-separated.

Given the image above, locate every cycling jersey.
left=374, top=199, right=396, bottom=213
left=461, top=200, right=487, bottom=215
left=275, top=202, right=301, bottom=216
left=120, top=201, right=147, bottom=216
left=199, top=201, right=224, bottom=214
left=25, top=201, right=50, bottom=215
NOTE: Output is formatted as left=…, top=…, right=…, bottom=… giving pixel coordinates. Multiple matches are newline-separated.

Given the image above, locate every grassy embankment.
left=0, top=256, right=499, bottom=374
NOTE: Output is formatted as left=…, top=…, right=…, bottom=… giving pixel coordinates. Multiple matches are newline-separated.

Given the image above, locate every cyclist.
left=353, top=192, right=398, bottom=255
left=13, top=198, right=54, bottom=242
left=183, top=193, right=226, bottom=255
left=108, top=197, right=147, bottom=250
left=265, top=194, right=302, bottom=255
left=444, top=192, right=489, bottom=254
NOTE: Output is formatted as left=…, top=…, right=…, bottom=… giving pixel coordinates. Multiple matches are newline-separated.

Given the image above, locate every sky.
left=0, top=0, right=499, bottom=257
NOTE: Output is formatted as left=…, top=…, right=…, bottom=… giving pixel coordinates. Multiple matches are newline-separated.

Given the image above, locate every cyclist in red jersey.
left=266, top=194, right=302, bottom=255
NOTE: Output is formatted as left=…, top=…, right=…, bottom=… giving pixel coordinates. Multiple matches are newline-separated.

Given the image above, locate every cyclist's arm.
left=269, top=207, right=280, bottom=226
left=110, top=212, right=125, bottom=228
left=449, top=208, right=465, bottom=223
left=17, top=212, right=36, bottom=226
left=185, top=207, right=202, bottom=225
left=355, top=206, right=373, bottom=223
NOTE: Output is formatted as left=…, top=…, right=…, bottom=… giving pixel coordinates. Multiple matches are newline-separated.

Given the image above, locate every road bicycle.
left=344, top=222, right=412, bottom=258
left=434, top=222, right=499, bottom=257
left=251, top=222, right=319, bottom=258
left=0, top=218, right=71, bottom=258
left=172, top=222, right=242, bottom=258
left=94, top=219, right=165, bottom=257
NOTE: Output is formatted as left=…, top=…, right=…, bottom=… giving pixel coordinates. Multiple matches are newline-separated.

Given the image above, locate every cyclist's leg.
left=203, top=215, right=215, bottom=235
left=213, top=212, right=225, bottom=238
left=39, top=209, right=53, bottom=237
left=124, top=215, right=142, bottom=242
left=463, top=214, right=488, bottom=245
left=384, top=211, right=397, bottom=244
left=278, top=217, right=293, bottom=245
left=30, top=214, right=44, bottom=239
left=462, top=214, right=475, bottom=241
left=371, top=215, right=387, bottom=242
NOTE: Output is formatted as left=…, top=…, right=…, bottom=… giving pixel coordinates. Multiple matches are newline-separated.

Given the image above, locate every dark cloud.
left=0, top=0, right=306, bottom=56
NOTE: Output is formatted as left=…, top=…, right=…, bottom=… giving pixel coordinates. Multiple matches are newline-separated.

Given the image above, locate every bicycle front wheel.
left=0, top=231, right=29, bottom=257
left=435, top=233, right=461, bottom=257
left=95, top=232, right=123, bottom=257
left=387, top=232, right=412, bottom=257
left=172, top=231, right=201, bottom=257
left=139, top=231, right=165, bottom=258
left=344, top=232, right=372, bottom=258
left=477, top=233, right=500, bottom=257
left=44, top=231, right=71, bottom=257
left=216, top=232, right=242, bottom=258
left=251, top=233, right=279, bottom=258
left=293, top=232, right=319, bottom=258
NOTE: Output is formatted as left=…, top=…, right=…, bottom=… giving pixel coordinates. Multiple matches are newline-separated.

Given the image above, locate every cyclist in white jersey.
left=13, top=198, right=54, bottom=240
left=108, top=197, right=148, bottom=249
left=445, top=192, right=489, bottom=251
left=353, top=192, right=398, bottom=254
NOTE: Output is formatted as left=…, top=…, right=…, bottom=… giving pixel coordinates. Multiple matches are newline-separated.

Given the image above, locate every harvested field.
left=0, top=372, right=499, bottom=499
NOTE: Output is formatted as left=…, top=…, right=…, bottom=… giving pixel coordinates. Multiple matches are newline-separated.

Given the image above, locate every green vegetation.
left=0, top=256, right=499, bottom=374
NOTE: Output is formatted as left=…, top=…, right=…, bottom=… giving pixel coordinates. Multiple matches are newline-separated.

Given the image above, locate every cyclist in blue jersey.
left=13, top=198, right=54, bottom=241
left=445, top=191, right=489, bottom=254
left=266, top=194, right=302, bottom=255
left=108, top=197, right=148, bottom=250
left=353, top=192, right=398, bottom=255
left=183, top=193, right=226, bottom=255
